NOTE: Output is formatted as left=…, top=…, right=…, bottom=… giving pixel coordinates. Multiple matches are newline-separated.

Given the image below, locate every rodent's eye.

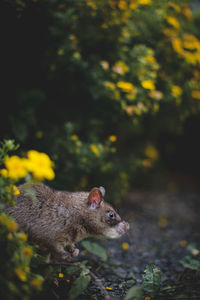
left=108, top=211, right=114, bottom=219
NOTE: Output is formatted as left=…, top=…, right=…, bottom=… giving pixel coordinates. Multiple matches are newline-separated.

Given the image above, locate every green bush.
left=1, top=0, right=200, bottom=193
left=0, top=141, right=47, bottom=300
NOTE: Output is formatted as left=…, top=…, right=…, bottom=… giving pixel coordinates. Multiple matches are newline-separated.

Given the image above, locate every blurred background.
left=1, top=0, right=200, bottom=200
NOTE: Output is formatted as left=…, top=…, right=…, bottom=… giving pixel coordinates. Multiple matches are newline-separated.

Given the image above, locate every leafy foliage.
left=0, top=140, right=55, bottom=300
left=124, top=285, right=143, bottom=300
left=180, top=256, right=200, bottom=270
left=142, top=263, right=162, bottom=297
left=81, top=240, right=108, bottom=261
left=1, top=0, right=200, bottom=298
left=1, top=0, right=200, bottom=196
left=68, top=274, right=91, bottom=300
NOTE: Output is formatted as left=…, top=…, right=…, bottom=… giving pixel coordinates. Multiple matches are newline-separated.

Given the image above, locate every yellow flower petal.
left=5, top=156, right=27, bottom=179
left=180, top=240, right=188, bottom=247
left=15, top=268, right=27, bottom=282
left=22, top=246, right=33, bottom=258
left=171, top=85, right=182, bottom=97
left=122, top=242, right=129, bottom=251
left=0, top=168, right=8, bottom=178
left=7, top=219, right=18, bottom=232
left=108, top=135, right=117, bottom=142
left=141, top=80, right=155, bottom=90
left=192, top=91, right=200, bottom=99
left=116, top=81, right=134, bottom=92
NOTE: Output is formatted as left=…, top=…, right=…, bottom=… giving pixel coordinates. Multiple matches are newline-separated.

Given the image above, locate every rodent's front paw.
left=62, top=252, right=72, bottom=261
left=71, top=248, right=79, bottom=257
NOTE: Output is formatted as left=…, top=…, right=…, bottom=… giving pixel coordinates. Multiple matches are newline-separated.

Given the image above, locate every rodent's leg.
left=53, top=242, right=71, bottom=261
left=67, top=244, right=79, bottom=257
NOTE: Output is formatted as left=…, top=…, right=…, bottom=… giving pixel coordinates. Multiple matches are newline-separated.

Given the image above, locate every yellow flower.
left=18, top=232, right=28, bottom=242
left=22, top=246, right=33, bottom=258
left=106, top=287, right=113, bottom=290
left=163, top=28, right=177, bottom=38
left=7, top=233, right=13, bottom=240
left=172, top=38, right=183, bottom=54
left=104, top=81, right=115, bottom=90
left=90, top=144, right=99, bottom=156
left=192, top=91, right=200, bottom=99
left=183, top=34, right=200, bottom=50
left=143, top=159, right=152, bottom=168
left=112, top=61, right=129, bottom=75
left=169, top=2, right=181, bottom=13
left=171, top=34, right=200, bottom=65
left=71, top=135, right=79, bottom=141
left=30, top=276, right=44, bottom=290
left=180, top=240, right=188, bottom=247
left=182, top=4, right=192, bottom=21
left=26, top=150, right=55, bottom=181
left=108, top=135, right=117, bottom=142
left=86, top=0, right=97, bottom=10
left=145, top=297, right=151, bottom=300
left=0, top=214, right=9, bottom=225
left=4, top=156, right=28, bottom=179
left=122, top=242, right=129, bottom=250
left=171, top=85, right=182, bottom=97
left=148, top=90, right=163, bottom=100
left=7, top=219, right=18, bottom=232
left=138, top=0, right=151, bottom=5
left=100, top=61, right=109, bottom=70
left=0, top=168, right=8, bottom=178
left=13, top=185, right=20, bottom=196
left=141, top=80, right=155, bottom=90
left=165, top=16, right=180, bottom=30
left=57, top=49, right=64, bottom=55
left=145, top=56, right=156, bottom=63
left=130, top=1, right=137, bottom=10
left=145, top=145, right=159, bottom=160
left=118, top=0, right=127, bottom=10
left=58, top=273, right=64, bottom=278
left=116, top=81, right=134, bottom=92
left=35, top=131, right=43, bottom=139
left=15, top=268, right=27, bottom=282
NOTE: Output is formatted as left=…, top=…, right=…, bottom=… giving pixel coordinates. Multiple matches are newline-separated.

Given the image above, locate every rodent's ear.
left=99, top=186, right=105, bottom=197
left=87, top=187, right=103, bottom=209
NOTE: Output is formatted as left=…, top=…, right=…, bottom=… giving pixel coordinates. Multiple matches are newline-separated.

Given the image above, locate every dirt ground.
left=85, top=190, right=200, bottom=299
left=56, top=189, right=200, bottom=299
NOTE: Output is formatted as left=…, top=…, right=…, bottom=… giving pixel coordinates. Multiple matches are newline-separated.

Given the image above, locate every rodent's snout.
left=122, top=221, right=130, bottom=233
left=117, top=221, right=130, bottom=235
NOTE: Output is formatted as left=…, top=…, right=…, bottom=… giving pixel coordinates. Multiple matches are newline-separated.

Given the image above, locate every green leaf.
left=180, top=256, right=200, bottom=270
left=142, top=264, right=162, bottom=297
left=21, top=185, right=38, bottom=203
left=65, top=266, right=80, bottom=275
left=124, top=285, right=143, bottom=300
left=81, top=240, right=107, bottom=261
left=187, top=243, right=200, bottom=256
left=68, top=274, right=91, bottom=300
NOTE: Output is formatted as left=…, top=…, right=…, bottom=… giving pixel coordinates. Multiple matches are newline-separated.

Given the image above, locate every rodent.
left=6, top=183, right=129, bottom=260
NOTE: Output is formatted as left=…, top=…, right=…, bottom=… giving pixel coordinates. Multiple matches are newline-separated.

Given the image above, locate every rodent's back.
left=6, top=184, right=73, bottom=245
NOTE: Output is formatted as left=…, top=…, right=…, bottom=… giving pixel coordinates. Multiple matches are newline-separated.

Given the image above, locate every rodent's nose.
left=125, top=222, right=130, bottom=232
left=122, top=221, right=130, bottom=232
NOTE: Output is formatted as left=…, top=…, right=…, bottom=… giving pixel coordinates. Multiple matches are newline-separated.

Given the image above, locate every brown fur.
left=6, top=183, right=129, bottom=260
